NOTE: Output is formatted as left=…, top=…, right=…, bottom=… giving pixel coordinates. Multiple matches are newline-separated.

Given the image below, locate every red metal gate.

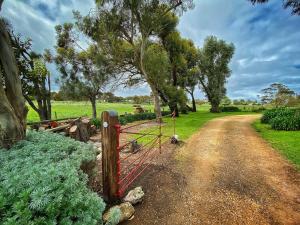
left=115, top=114, right=175, bottom=197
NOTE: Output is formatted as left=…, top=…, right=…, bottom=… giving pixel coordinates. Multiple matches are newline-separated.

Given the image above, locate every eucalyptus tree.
left=155, top=12, right=199, bottom=115
left=8, top=28, right=52, bottom=121
left=197, top=36, right=235, bottom=113
left=0, top=0, right=27, bottom=148
left=54, top=23, right=111, bottom=119
left=77, top=0, right=194, bottom=119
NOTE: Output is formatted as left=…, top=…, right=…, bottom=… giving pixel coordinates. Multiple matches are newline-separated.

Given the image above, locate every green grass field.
left=134, top=104, right=257, bottom=143
left=27, top=101, right=154, bottom=122
left=253, top=120, right=300, bottom=169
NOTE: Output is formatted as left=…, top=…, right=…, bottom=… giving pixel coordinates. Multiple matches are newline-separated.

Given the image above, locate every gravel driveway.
left=124, top=115, right=300, bottom=225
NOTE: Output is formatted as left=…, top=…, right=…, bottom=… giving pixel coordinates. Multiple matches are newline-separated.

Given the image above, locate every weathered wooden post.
left=101, top=110, right=120, bottom=202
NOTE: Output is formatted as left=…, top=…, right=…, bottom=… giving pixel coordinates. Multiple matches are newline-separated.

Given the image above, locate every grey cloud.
left=1, top=0, right=300, bottom=99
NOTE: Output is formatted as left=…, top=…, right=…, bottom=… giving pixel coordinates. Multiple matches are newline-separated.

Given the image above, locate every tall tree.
left=260, top=83, right=296, bottom=107
left=79, top=0, right=193, bottom=120
left=249, top=0, right=300, bottom=15
left=0, top=1, right=27, bottom=148
left=8, top=29, right=52, bottom=121
left=197, top=36, right=235, bottom=113
left=54, top=23, right=111, bottom=119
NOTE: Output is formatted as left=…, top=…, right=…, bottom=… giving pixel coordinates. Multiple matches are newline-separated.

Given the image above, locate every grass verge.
left=253, top=120, right=300, bottom=169
left=133, top=105, right=257, bottom=143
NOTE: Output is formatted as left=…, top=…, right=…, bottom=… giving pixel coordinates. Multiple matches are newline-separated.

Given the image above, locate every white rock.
left=103, top=202, right=135, bottom=224
left=123, top=186, right=144, bottom=205
left=97, top=153, right=102, bottom=160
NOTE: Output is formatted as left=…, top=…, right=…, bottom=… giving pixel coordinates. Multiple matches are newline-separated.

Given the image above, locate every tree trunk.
left=46, top=73, right=51, bottom=120
left=191, top=91, right=197, bottom=112
left=169, top=103, right=179, bottom=117
left=151, top=85, right=162, bottom=121
left=0, top=19, right=27, bottom=148
left=210, top=102, right=220, bottom=113
left=90, top=96, right=97, bottom=119
left=139, top=37, right=161, bottom=120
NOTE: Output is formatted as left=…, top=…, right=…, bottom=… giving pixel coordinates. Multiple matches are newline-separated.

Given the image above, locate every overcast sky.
left=2, top=0, right=300, bottom=100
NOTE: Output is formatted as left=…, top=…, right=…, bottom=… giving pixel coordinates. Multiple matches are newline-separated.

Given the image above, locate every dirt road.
left=124, top=115, right=300, bottom=225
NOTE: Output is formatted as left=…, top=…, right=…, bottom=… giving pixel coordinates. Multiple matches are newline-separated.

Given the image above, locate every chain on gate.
left=115, top=112, right=177, bottom=197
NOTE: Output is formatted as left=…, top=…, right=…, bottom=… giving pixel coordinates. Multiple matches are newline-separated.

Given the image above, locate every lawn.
left=27, top=101, right=154, bottom=122
left=253, top=120, right=300, bottom=169
left=134, top=104, right=257, bottom=143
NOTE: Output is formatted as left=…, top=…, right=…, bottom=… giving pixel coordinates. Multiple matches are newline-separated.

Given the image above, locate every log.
left=69, top=125, right=80, bottom=140
left=46, top=124, right=69, bottom=132
left=75, top=120, right=89, bottom=142
left=90, top=125, right=97, bottom=136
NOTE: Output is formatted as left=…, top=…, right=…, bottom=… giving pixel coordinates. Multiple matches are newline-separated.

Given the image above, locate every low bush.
left=261, top=108, right=297, bottom=124
left=270, top=111, right=300, bottom=131
left=0, top=131, right=105, bottom=225
left=91, top=118, right=101, bottom=129
left=119, top=111, right=170, bottom=125
left=220, top=106, right=241, bottom=112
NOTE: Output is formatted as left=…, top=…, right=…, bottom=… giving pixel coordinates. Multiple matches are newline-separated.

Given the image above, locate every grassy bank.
left=253, top=120, right=300, bottom=169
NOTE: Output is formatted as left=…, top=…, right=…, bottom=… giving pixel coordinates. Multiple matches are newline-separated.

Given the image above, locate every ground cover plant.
left=0, top=131, right=105, bottom=225
left=253, top=120, right=300, bottom=169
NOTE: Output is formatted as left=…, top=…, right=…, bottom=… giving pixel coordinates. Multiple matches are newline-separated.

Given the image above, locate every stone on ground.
left=103, top=202, right=135, bottom=224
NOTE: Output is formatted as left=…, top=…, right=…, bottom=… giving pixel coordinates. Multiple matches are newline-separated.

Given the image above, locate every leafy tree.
left=0, top=2, right=27, bottom=148
left=260, top=83, right=296, bottom=107
left=197, top=36, right=235, bottom=113
left=6, top=22, right=52, bottom=121
left=78, top=0, right=193, bottom=120
left=249, top=0, right=300, bottom=15
left=156, top=12, right=198, bottom=114
left=221, top=96, right=232, bottom=106
left=102, top=92, right=125, bottom=103
left=54, top=23, right=112, bottom=119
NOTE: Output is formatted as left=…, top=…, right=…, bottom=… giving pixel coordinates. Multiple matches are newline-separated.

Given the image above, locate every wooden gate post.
left=101, top=110, right=119, bottom=202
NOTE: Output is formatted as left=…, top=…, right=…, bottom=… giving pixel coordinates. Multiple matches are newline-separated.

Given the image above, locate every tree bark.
left=210, top=102, right=220, bottom=113
left=191, top=91, right=197, bottom=112
left=90, top=96, right=97, bottom=119
left=139, top=37, right=162, bottom=120
left=0, top=19, right=27, bottom=148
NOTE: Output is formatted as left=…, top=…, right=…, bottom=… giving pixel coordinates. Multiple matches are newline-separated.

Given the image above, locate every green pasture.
left=27, top=101, right=154, bottom=122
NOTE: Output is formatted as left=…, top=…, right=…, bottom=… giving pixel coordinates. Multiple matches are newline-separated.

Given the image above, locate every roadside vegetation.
left=253, top=120, right=300, bottom=169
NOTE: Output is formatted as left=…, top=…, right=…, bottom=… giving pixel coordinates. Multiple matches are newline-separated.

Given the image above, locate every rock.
left=38, top=127, right=46, bottom=131
left=123, top=186, right=144, bottom=204
left=103, top=202, right=135, bottom=224
left=96, top=153, right=102, bottom=161
left=170, top=134, right=179, bottom=144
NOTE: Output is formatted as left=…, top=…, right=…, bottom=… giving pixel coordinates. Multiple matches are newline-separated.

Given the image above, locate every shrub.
left=261, top=107, right=296, bottom=124
left=270, top=111, right=300, bottom=131
left=91, top=118, right=101, bottom=129
left=0, top=131, right=105, bottom=225
left=220, top=106, right=241, bottom=112
left=119, top=111, right=170, bottom=125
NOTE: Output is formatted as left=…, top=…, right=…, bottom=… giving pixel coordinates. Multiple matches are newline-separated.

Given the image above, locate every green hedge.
left=0, top=131, right=105, bottom=225
left=261, top=108, right=300, bottom=131
left=220, top=106, right=241, bottom=112
left=119, top=111, right=171, bottom=125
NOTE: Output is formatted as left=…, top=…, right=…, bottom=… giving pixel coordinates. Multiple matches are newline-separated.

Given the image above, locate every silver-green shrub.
left=0, top=131, right=105, bottom=225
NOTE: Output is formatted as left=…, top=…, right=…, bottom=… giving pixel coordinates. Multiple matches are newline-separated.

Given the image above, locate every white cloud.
left=1, top=0, right=300, bottom=98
